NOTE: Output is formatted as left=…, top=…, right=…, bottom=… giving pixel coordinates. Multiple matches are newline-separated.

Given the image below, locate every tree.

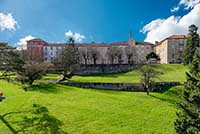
left=14, top=50, right=50, bottom=86
left=16, top=63, right=49, bottom=86
left=90, top=47, right=99, bottom=65
left=125, top=46, right=136, bottom=64
left=138, top=65, right=161, bottom=95
left=79, top=48, right=90, bottom=64
left=115, top=48, right=123, bottom=64
left=146, top=52, right=158, bottom=61
left=0, top=43, right=24, bottom=81
left=108, top=47, right=120, bottom=64
left=183, top=24, right=200, bottom=65
left=59, top=37, right=79, bottom=81
left=175, top=52, right=200, bottom=134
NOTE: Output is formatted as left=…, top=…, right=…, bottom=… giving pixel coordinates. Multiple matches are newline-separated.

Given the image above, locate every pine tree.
left=175, top=52, right=200, bottom=134
left=183, top=25, right=200, bottom=65
left=58, top=37, right=80, bottom=82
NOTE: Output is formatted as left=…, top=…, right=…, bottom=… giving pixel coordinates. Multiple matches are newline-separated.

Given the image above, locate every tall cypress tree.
left=175, top=52, right=200, bottom=134
left=183, top=24, right=200, bottom=65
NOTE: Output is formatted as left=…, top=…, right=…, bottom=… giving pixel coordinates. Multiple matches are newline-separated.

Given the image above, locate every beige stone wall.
left=155, top=39, right=186, bottom=64
left=155, top=40, right=168, bottom=64
left=135, top=45, right=153, bottom=64
left=167, top=39, right=185, bottom=63
left=78, top=45, right=153, bottom=64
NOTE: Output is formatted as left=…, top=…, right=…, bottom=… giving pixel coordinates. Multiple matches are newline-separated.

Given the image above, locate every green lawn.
left=0, top=80, right=183, bottom=134
left=44, top=64, right=188, bottom=83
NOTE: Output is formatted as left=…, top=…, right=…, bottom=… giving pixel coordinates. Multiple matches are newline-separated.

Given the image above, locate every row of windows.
left=44, top=46, right=64, bottom=50
left=45, top=51, right=59, bottom=56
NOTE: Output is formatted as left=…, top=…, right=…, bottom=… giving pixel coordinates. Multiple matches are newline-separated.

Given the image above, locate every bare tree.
left=115, top=48, right=123, bottom=64
left=90, top=47, right=99, bottom=65
left=138, top=64, right=161, bottom=95
left=125, top=46, right=136, bottom=64
left=107, top=47, right=119, bottom=64
left=79, top=48, right=90, bottom=65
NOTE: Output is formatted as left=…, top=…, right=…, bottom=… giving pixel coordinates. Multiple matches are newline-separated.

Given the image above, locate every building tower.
left=128, top=31, right=136, bottom=46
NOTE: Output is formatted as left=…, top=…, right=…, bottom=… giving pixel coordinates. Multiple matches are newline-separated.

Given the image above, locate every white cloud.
left=65, top=30, right=86, bottom=43
left=141, top=3, right=200, bottom=43
left=0, top=13, right=17, bottom=31
left=170, top=6, right=180, bottom=13
left=179, top=0, right=200, bottom=9
left=17, top=35, right=35, bottom=50
left=171, top=0, right=200, bottom=12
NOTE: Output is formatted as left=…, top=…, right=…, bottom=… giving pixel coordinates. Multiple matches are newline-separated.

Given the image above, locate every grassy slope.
left=0, top=80, right=183, bottom=134
left=60, top=64, right=187, bottom=83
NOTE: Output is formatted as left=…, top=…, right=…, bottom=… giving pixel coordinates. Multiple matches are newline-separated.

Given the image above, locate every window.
left=51, top=57, right=53, bottom=62
left=172, top=53, right=175, bottom=58
left=51, top=46, right=53, bottom=50
left=51, top=52, right=53, bottom=55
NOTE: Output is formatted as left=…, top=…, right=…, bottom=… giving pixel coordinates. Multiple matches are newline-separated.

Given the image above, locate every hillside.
left=70, top=64, right=188, bottom=83
left=0, top=80, right=182, bottom=134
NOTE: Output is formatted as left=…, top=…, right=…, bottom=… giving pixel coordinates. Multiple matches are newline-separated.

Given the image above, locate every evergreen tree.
left=58, top=37, right=79, bottom=82
left=183, top=24, right=200, bottom=65
left=175, top=52, right=200, bottom=134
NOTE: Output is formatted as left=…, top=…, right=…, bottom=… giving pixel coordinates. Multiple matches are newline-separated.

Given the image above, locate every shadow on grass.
left=28, top=83, right=64, bottom=94
left=149, top=94, right=178, bottom=105
left=0, top=104, right=68, bottom=134
left=149, top=86, right=183, bottom=106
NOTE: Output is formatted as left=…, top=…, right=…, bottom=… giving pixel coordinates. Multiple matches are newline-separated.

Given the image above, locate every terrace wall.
left=74, top=64, right=142, bottom=75
left=59, top=82, right=181, bottom=92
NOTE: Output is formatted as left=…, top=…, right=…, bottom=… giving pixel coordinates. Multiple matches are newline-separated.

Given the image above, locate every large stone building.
left=26, top=33, right=188, bottom=64
left=26, top=33, right=154, bottom=64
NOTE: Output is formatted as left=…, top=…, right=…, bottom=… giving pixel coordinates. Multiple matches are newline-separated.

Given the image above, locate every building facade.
left=26, top=33, right=154, bottom=64
left=155, top=35, right=187, bottom=64
left=26, top=34, right=189, bottom=64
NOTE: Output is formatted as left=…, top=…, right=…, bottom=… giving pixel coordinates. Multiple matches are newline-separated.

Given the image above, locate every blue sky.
left=0, top=0, right=200, bottom=46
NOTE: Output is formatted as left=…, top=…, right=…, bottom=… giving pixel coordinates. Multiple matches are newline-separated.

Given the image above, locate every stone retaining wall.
left=75, top=64, right=142, bottom=75
left=49, top=64, right=142, bottom=75
left=59, top=82, right=181, bottom=92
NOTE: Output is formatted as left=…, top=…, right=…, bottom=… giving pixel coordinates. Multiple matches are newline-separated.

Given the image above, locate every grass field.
left=0, top=64, right=187, bottom=133
left=44, top=64, right=188, bottom=83
left=0, top=80, right=183, bottom=134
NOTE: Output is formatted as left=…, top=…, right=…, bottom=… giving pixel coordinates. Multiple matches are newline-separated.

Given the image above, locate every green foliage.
left=146, top=52, right=159, bottom=60
left=183, top=24, right=200, bottom=65
left=0, top=44, right=24, bottom=80
left=16, top=63, right=49, bottom=86
left=175, top=53, right=200, bottom=133
left=58, top=38, right=79, bottom=81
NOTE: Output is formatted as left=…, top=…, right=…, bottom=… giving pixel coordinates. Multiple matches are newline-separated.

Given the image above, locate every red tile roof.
left=27, top=38, right=46, bottom=42
left=136, top=42, right=153, bottom=46
left=155, top=35, right=187, bottom=47
left=167, top=35, right=187, bottom=39
left=111, top=41, right=129, bottom=46
left=77, top=43, right=110, bottom=47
